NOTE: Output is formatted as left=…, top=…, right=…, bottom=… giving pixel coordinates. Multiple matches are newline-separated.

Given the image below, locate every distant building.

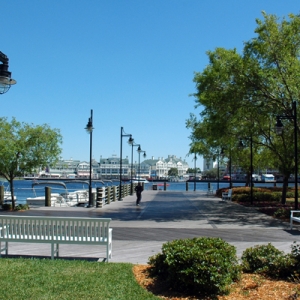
left=142, top=155, right=189, bottom=179
left=39, top=154, right=189, bottom=180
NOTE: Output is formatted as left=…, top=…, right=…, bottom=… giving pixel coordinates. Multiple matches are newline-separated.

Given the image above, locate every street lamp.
left=221, top=147, right=232, bottom=189
left=85, top=109, right=93, bottom=207
left=194, top=153, right=197, bottom=191
left=119, top=127, right=132, bottom=201
left=0, top=51, right=16, bottom=94
left=137, top=145, right=146, bottom=182
left=128, top=136, right=136, bottom=195
left=239, top=137, right=253, bottom=204
left=275, top=100, right=298, bottom=209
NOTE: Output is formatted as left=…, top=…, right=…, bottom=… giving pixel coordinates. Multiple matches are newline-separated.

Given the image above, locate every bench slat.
left=0, top=216, right=112, bottom=261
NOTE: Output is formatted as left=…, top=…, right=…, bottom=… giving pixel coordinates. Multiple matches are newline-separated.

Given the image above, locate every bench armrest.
left=291, top=210, right=300, bottom=217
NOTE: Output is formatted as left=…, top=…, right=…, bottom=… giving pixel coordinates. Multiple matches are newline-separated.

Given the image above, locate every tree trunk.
left=281, top=175, right=289, bottom=205
left=245, top=171, right=250, bottom=187
left=9, top=179, right=15, bottom=210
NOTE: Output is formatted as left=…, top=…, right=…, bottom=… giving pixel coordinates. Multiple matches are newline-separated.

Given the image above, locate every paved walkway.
left=2, top=190, right=300, bottom=264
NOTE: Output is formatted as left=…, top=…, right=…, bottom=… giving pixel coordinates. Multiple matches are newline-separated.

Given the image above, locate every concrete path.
left=2, top=190, right=300, bottom=264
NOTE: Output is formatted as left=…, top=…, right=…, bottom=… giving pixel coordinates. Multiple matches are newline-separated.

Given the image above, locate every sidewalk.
left=2, top=190, right=299, bottom=264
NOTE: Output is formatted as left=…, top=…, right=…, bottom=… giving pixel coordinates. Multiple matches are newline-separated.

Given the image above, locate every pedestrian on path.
left=135, top=182, right=143, bottom=206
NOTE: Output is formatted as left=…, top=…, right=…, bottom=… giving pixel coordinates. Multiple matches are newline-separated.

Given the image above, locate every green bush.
left=2, top=203, right=12, bottom=210
left=274, top=207, right=291, bottom=219
left=241, top=243, right=293, bottom=278
left=15, top=204, right=29, bottom=210
left=148, top=237, right=241, bottom=296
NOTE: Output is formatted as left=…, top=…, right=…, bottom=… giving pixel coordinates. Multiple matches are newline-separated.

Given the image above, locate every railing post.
left=0, top=185, right=3, bottom=206
left=113, top=186, right=116, bottom=202
left=45, top=187, right=51, bottom=207
left=96, top=187, right=104, bottom=208
left=107, top=186, right=111, bottom=204
left=186, top=181, right=188, bottom=191
left=164, top=181, right=166, bottom=191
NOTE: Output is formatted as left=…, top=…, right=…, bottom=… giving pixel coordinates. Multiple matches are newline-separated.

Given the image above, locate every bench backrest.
left=0, top=216, right=111, bottom=240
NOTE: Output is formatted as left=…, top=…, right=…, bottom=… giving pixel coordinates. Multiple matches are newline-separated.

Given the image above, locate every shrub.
left=241, top=243, right=293, bottom=278
left=148, top=237, right=241, bottom=296
left=15, top=204, right=29, bottom=210
left=274, top=207, right=291, bottom=219
left=2, top=203, right=12, bottom=210
left=2, top=203, right=29, bottom=211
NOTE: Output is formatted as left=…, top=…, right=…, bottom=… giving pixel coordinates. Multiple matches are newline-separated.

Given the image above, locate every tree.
left=187, top=168, right=201, bottom=173
left=168, top=168, right=178, bottom=177
left=0, top=117, right=63, bottom=209
left=187, top=12, right=300, bottom=205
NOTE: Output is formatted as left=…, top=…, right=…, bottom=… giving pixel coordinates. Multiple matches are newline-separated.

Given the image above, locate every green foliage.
left=148, top=237, right=241, bottom=296
left=188, top=12, right=300, bottom=204
left=0, top=117, right=62, bottom=209
left=230, top=188, right=282, bottom=203
left=241, top=243, right=294, bottom=278
left=274, top=207, right=291, bottom=219
left=2, top=203, right=29, bottom=211
left=2, top=203, right=12, bottom=210
left=168, top=168, right=178, bottom=177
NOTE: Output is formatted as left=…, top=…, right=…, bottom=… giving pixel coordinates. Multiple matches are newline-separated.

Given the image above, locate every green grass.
left=0, top=258, right=159, bottom=300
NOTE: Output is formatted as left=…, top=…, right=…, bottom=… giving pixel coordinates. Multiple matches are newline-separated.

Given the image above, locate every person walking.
left=134, top=182, right=143, bottom=206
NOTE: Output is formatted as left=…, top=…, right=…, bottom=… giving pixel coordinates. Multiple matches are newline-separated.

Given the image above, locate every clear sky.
left=1, top=1, right=299, bottom=169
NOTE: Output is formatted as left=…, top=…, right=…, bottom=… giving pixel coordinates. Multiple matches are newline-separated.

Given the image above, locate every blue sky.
left=1, top=1, right=299, bottom=169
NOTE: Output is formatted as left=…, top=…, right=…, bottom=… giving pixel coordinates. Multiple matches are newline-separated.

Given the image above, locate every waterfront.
left=3, top=179, right=293, bottom=205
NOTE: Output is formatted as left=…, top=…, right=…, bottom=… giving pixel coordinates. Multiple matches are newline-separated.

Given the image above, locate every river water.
left=3, top=179, right=290, bottom=205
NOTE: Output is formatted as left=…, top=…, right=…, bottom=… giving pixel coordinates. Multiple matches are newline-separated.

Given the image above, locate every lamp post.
left=137, top=145, right=146, bottom=182
left=275, top=100, right=298, bottom=209
left=239, top=137, right=253, bottom=205
left=85, top=109, right=93, bottom=207
left=128, top=137, right=136, bottom=195
left=194, top=153, right=197, bottom=191
left=119, top=127, right=132, bottom=201
left=0, top=51, right=16, bottom=94
left=221, top=147, right=232, bottom=188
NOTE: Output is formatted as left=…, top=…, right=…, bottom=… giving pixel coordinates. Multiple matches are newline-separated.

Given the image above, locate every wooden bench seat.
left=0, top=216, right=112, bottom=262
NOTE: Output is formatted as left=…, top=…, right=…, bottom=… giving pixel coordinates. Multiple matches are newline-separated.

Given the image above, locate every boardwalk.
left=1, top=190, right=299, bottom=264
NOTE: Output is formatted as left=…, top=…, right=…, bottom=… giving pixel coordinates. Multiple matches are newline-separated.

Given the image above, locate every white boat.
left=131, top=177, right=149, bottom=183
left=0, top=179, right=17, bottom=203
left=26, top=181, right=68, bottom=207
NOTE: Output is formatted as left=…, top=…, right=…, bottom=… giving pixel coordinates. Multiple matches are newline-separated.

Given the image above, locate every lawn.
left=0, top=258, right=159, bottom=300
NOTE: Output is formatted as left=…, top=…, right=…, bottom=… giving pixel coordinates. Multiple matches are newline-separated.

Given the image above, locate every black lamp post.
left=239, top=137, right=253, bottom=204
left=194, top=153, right=197, bottom=191
left=119, top=127, right=132, bottom=201
left=221, top=147, right=232, bottom=189
left=0, top=51, right=16, bottom=94
left=275, top=100, right=298, bottom=210
left=128, top=137, right=136, bottom=195
left=85, top=109, right=93, bottom=207
left=137, top=146, right=146, bottom=182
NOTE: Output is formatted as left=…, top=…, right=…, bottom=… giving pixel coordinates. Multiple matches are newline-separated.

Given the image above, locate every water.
left=4, top=180, right=293, bottom=205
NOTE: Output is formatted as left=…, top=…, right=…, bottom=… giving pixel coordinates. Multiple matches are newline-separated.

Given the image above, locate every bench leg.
left=51, top=243, right=59, bottom=259
left=0, top=241, right=8, bottom=257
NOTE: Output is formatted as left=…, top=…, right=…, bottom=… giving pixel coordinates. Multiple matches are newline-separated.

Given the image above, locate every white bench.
left=0, top=216, right=112, bottom=262
left=290, top=210, right=300, bottom=230
left=222, top=189, right=232, bottom=201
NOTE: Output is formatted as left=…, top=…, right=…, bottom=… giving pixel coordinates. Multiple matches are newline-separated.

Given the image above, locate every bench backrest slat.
left=0, top=216, right=111, bottom=240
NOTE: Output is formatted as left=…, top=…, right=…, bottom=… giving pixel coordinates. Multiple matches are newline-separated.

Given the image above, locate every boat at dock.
left=26, top=180, right=107, bottom=207
left=131, top=178, right=149, bottom=183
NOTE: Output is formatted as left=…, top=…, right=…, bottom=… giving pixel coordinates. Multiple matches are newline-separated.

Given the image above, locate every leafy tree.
left=168, top=168, right=178, bottom=177
left=186, top=168, right=201, bottom=173
left=0, top=117, right=62, bottom=209
left=187, top=12, right=300, bottom=206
